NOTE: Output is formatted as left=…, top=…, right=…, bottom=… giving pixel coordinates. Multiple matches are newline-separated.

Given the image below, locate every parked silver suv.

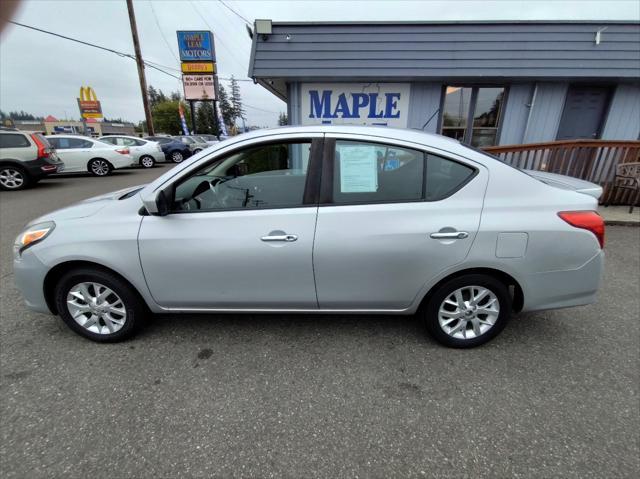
left=0, top=128, right=64, bottom=190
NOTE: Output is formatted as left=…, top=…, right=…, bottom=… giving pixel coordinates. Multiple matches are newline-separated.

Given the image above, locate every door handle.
left=261, top=234, right=298, bottom=242
left=430, top=231, right=469, bottom=240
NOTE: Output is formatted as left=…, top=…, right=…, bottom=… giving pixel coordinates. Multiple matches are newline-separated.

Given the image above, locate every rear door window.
left=327, top=140, right=476, bottom=204
left=0, top=133, right=30, bottom=148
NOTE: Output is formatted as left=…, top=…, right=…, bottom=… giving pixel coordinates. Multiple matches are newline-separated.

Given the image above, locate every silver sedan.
left=13, top=126, right=605, bottom=347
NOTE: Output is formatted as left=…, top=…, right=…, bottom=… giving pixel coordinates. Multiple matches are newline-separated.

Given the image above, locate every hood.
left=524, top=170, right=603, bottom=200
left=28, top=184, right=146, bottom=225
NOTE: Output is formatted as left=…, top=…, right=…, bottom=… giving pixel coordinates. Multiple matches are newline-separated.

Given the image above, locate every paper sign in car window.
left=338, top=145, right=378, bottom=192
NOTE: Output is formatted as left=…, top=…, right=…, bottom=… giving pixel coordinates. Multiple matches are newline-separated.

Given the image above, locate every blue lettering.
left=351, top=93, right=369, bottom=117
left=368, top=93, right=384, bottom=118
left=384, top=93, right=401, bottom=118
left=309, top=90, right=334, bottom=118
left=333, top=93, right=357, bottom=118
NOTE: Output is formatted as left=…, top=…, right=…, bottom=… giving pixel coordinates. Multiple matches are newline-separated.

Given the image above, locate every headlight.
left=14, top=221, right=55, bottom=257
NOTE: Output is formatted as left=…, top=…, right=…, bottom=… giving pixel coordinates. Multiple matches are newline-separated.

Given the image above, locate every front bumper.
left=13, top=247, right=52, bottom=315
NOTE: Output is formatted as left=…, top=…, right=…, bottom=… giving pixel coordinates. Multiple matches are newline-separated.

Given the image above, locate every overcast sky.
left=1, top=0, right=638, bottom=127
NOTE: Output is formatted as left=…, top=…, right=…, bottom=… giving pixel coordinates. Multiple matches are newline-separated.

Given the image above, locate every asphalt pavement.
left=1, top=166, right=638, bottom=478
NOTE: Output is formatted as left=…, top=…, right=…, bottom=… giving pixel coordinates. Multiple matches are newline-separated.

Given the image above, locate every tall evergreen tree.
left=196, top=101, right=218, bottom=135
left=229, top=76, right=245, bottom=122
left=218, top=85, right=234, bottom=129
left=278, top=112, right=288, bottom=126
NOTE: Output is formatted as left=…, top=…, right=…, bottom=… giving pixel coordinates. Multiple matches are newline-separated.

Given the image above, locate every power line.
left=188, top=0, right=251, bottom=76
left=7, top=20, right=181, bottom=80
left=149, top=0, right=180, bottom=63
left=218, top=0, right=251, bottom=27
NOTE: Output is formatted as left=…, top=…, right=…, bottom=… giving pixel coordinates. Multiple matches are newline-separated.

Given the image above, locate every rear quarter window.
left=425, top=154, right=476, bottom=201
left=0, top=133, right=31, bottom=148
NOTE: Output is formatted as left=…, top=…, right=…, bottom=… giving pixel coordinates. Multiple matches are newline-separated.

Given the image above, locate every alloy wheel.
left=0, top=168, right=25, bottom=189
left=140, top=156, right=155, bottom=168
left=438, top=286, right=500, bottom=340
left=66, top=282, right=127, bottom=335
left=90, top=160, right=110, bottom=176
left=171, top=151, right=184, bottom=163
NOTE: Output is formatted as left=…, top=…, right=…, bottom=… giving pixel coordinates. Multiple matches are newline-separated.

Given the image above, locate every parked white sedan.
left=46, top=135, right=136, bottom=176
left=98, top=135, right=164, bottom=168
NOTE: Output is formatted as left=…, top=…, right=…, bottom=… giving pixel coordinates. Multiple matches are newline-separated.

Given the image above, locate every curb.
left=604, top=220, right=640, bottom=226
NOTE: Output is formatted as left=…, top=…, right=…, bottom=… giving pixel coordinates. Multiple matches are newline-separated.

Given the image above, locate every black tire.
left=139, top=155, right=156, bottom=168
left=54, top=268, right=146, bottom=342
left=193, top=148, right=202, bottom=154
left=0, top=165, right=31, bottom=191
left=424, top=274, right=511, bottom=348
left=88, top=158, right=113, bottom=176
left=170, top=150, right=184, bottom=163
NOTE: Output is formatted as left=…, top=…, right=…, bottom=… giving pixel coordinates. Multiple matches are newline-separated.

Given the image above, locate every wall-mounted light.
left=255, top=19, right=272, bottom=41
left=286, top=34, right=291, bottom=41
left=595, top=26, right=608, bottom=45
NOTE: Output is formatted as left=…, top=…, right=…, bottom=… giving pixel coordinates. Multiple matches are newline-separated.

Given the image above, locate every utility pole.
left=126, top=0, right=154, bottom=135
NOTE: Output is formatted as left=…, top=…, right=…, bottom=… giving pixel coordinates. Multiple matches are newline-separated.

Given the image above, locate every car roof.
left=46, top=134, right=95, bottom=139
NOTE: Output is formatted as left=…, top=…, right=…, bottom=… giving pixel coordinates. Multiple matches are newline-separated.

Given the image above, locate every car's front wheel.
left=55, top=268, right=146, bottom=342
left=424, top=274, right=511, bottom=348
left=170, top=150, right=184, bottom=163
left=0, top=165, right=30, bottom=191
left=88, top=159, right=113, bottom=176
left=193, top=148, right=202, bottom=154
left=139, top=155, right=156, bottom=168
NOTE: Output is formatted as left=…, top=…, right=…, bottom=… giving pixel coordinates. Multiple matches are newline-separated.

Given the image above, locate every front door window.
left=172, top=141, right=312, bottom=212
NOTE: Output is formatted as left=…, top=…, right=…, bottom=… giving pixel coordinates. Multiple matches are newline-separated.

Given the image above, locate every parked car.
left=45, top=135, right=135, bottom=176
left=14, top=126, right=605, bottom=347
left=174, top=135, right=209, bottom=154
left=98, top=135, right=164, bottom=168
left=195, top=134, right=219, bottom=146
left=144, top=136, right=192, bottom=163
left=0, top=128, right=64, bottom=190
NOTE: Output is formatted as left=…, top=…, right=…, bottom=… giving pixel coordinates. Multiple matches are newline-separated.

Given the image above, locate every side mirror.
left=156, top=190, right=169, bottom=216
left=142, top=185, right=172, bottom=216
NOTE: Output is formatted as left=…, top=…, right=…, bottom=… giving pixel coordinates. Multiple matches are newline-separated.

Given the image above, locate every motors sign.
left=177, top=31, right=215, bottom=61
left=77, top=86, right=103, bottom=119
left=301, top=83, right=411, bottom=128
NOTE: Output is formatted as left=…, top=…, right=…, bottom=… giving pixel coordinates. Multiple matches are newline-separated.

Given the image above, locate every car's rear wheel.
left=139, top=155, right=156, bottom=168
left=424, top=274, right=511, bottom=348
left=54, top=268, right=145, bottom=342
left=193, top=148, right=202, bottom=154
left=88, top=159, right=112, bottom=176
left=0, top=165, right=30, bottom=191
left=170, top=150, right=184, bottom=163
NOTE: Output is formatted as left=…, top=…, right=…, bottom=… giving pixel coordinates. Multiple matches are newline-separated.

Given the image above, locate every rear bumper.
left=521, top=250, right=605, bottom=312
left=23, top=158, right=64, bottom=179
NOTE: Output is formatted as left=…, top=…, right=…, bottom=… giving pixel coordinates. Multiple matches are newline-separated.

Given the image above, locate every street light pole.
left=126, top=0, right=154, bottom=135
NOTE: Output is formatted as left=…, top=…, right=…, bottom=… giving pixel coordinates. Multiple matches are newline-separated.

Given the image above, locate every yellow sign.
left=181, top=62, right=215, bottom=74
left=77, top=86, right=103, bottom=119
left=79, top=86, right=98, bottom=102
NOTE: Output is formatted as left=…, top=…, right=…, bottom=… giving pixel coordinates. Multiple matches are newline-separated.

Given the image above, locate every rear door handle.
left=430, top=231, right=469, bottom=240
left=261, top=234, right=298, bottom=242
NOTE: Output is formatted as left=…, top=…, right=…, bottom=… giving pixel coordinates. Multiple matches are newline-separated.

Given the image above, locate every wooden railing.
left=483, top=140, right=640, bottom=205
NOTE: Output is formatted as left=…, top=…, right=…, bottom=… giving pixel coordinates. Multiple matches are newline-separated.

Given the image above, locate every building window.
left=441, top=86, right=505, bottom=147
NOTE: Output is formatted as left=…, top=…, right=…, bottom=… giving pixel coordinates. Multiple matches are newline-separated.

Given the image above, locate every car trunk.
left=523, top=170, right=603, bottom=200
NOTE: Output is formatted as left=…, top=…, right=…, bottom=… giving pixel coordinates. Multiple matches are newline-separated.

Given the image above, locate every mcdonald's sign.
left=77, top=86, right=103, bottom=119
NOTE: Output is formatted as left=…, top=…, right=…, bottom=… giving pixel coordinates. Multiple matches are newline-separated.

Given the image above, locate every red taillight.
left=115, top=148, right=130, bottom=155
left=558, top=211, right=605, bottom=249
left=30, top=133, right=50, bottom=158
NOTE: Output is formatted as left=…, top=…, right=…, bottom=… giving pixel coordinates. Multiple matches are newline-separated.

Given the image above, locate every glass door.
left=441, top=86, right=505, bottom=147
